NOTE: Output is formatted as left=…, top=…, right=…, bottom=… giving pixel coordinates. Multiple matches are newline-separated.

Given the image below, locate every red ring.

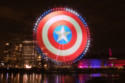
left=48, top=20, right=77, bottom=50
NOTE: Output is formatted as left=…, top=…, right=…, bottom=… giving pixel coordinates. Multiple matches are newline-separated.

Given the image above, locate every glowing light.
left=44, top=64, right=48, bottom=69
left=25, top=64, right=32, bottom=69
left=38, top=56, right=41, bottom=59
left=1, top=63, right=4, bottom=66
left=5, top=43, right=9, bottom=46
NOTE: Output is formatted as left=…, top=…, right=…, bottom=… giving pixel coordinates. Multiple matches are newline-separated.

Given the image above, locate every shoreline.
left=0, top=68, right=124, bottom=74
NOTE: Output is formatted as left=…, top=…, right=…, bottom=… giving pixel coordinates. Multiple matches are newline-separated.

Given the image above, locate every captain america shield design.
left=33, top=8, right=90, bottom=64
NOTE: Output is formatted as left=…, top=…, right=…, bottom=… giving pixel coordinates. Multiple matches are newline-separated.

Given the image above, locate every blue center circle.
left=53, top=25, right=72, bottom=44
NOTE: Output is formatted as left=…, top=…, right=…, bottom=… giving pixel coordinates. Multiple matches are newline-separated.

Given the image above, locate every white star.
left=54, top=26, right=71, bottom=42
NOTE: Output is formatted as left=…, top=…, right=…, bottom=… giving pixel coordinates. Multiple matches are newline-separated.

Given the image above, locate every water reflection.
left=0, top=73, right=121, bottom=83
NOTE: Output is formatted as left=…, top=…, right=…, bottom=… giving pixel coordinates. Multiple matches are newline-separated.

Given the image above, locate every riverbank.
left=0, top=67, right=124, bottom=74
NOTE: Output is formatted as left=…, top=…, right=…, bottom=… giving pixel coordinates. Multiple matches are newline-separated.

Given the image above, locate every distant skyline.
left=0, top=0, right=125, bottom=57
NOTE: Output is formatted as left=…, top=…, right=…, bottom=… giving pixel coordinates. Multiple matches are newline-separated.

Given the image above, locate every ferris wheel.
left=33, top=7, right=90, bottom=65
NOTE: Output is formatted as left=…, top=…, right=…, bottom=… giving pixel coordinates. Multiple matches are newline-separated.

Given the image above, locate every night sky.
left=0, top=0, right=125, bottom=57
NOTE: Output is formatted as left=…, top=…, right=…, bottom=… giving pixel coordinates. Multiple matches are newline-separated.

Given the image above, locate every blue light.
left=53, top=25, right=72, bottom=44
left=41, top=14, right=44, bottom=17
left=91, top=73, right=101, bottom=77
left=79, top=16, right=82, bottom=19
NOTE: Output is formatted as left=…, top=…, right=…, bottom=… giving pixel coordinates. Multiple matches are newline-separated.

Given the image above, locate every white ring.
left=42, top=15, right=83, bottom=56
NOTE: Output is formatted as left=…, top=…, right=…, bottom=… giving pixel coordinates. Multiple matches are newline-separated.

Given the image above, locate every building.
left=2, top=40, right=43, bottom=68
left=1, top=40, right=125, bottom=69
left=78, top=58, right=125, bottom=69
left=22, top=40, right=38, bottom=68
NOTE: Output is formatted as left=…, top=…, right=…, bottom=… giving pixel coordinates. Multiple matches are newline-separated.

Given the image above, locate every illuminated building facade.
left=78, top=59, right=107, bottom=68
left=2, top=40, right=43, bottom=68
left=78, top=59, right=125, bottom=69
left=22, top=40, right=38, bottom=68
left=1, top=40, right=125, bottom=69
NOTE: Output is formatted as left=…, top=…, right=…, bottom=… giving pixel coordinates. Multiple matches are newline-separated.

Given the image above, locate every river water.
left=0, top=73, right=124, bottom=83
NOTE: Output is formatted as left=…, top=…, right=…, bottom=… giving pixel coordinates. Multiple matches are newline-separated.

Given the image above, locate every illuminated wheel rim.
left=33, top=8, right=90, bottom=65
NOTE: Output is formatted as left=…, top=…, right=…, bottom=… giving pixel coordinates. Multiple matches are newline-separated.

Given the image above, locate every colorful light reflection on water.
left=0, top=73, right=122, bottom=83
